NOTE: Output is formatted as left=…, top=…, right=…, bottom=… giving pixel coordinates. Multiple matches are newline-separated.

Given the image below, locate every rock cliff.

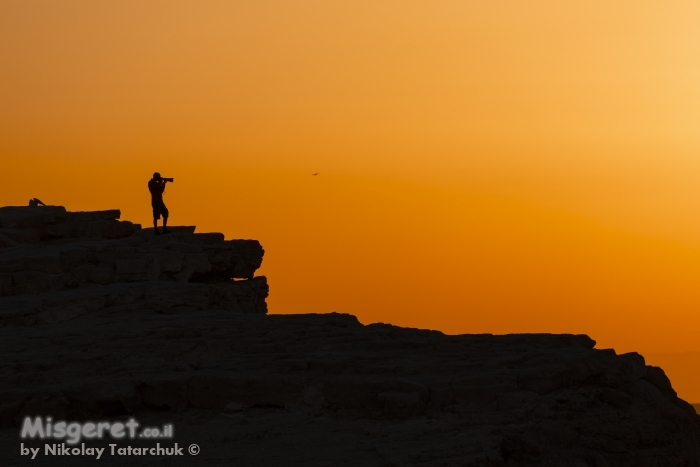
left=1, top=206, right=699, bottom=466
left=0, top=206, right=267, bottom=326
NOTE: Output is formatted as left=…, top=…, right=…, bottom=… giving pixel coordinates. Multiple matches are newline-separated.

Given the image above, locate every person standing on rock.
left=148, top=172, right=172, bottom=235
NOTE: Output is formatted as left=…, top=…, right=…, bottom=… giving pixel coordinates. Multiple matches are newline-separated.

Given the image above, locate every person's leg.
left=161, top=204, right=170, bottom=233
left=152, top=204, right=161, bottom=234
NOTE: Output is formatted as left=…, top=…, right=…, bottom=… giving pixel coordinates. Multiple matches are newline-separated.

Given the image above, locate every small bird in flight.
left=312, top=173, right=318, bottom=176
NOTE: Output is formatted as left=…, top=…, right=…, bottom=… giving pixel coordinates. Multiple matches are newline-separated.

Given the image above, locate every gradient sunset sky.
left=2, top=1, right=700, bottom=400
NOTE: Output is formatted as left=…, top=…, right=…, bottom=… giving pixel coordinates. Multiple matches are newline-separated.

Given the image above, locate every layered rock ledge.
left=0, top=206, right=267, bottom=325
left=1, top=206, right=699, bottom=466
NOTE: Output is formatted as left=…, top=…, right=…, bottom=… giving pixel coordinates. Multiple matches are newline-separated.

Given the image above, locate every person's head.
left=153, top=172, right=161, bottom=180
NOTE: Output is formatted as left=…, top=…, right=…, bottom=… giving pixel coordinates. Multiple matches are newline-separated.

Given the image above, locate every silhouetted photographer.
left=148, top=172, right=173, bottom=234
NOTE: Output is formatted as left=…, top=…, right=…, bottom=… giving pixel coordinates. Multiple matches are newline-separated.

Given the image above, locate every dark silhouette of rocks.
left=1, top=205, right=699, bottom=466
left=0, top=206, right=267, bottom=325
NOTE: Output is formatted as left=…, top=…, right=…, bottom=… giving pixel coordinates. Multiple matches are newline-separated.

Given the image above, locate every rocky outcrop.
left=0, top=206, right=267, bottom=324
left=0, top=206, right=137, bottom=245
left=2, top=206, right=699, bottom=466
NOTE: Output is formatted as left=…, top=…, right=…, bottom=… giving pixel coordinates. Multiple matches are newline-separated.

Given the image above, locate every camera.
left=163, top=178, right=174, bottom=182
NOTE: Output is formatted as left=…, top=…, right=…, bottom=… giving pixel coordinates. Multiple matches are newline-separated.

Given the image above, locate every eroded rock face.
left=1, top=206, right=699, bottom=466
left=0, top=206, right=267, bottom=325
left=3, top=311, right=700, bottom=466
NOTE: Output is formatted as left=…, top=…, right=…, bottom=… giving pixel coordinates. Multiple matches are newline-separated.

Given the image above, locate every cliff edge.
left=1, top=206, right=699, bottom=466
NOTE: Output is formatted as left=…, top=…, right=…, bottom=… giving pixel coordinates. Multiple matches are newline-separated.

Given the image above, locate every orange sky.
left=2, top=1, right=700, bottom=400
